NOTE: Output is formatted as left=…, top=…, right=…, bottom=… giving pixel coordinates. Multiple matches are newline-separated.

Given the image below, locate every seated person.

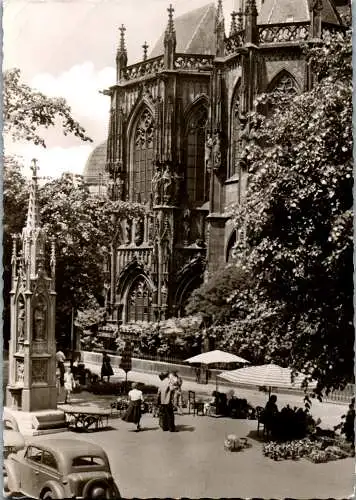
left=204, top=392, right=217, bottom=415
left=263, top=394, right=279, bottom=436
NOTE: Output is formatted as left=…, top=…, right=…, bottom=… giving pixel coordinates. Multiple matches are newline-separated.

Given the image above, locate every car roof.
left=27, top=439, right=108, bottom=460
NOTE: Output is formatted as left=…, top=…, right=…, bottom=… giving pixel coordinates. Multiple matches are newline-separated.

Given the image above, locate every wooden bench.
left=63, top=406, right=111, bottom=432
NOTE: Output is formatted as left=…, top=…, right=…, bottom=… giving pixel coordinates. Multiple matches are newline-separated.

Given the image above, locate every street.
left=32, top=412, right=354, bottom=499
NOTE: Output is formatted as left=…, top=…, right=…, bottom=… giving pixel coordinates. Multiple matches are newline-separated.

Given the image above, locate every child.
left=63, top=366, right=75, bottom=404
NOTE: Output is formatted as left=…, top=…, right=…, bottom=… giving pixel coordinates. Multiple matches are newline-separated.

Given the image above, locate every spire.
left=119, top=24, right=126, bottom=53
left=244, top=0, right=258, bottom=44
left=164, top=4, right=176, bottom=69
left=116, top=24, right=128, bottom=82
left=230, top=11, right=238, bottom=36
left=26, top=159, right=41, bottom=229
left=142, top=41, right=149, bottom=61
left=215, top=0, right=225, bottom=56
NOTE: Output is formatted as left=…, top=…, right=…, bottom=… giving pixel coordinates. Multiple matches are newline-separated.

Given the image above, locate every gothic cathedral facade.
left=97, top=0, right=345, bottom=328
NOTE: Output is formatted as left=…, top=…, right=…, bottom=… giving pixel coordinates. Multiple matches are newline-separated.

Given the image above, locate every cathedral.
left=83, top=0, right=347, bottom=331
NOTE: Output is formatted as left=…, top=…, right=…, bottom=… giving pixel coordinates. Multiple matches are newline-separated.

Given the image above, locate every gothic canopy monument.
left=82, top=0, right=347, bottom=332
left=6, top=160, right=65, bottom=433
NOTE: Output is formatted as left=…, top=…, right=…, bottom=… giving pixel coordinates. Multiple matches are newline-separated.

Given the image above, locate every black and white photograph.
left=2, top=0, right=354, bottom=498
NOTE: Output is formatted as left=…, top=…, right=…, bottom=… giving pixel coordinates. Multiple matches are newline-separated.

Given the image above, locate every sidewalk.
left=84, top=362, right=347, bottom=430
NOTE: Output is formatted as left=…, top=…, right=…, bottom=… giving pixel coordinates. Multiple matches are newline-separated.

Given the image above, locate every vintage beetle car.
left=3, top=411, right=25, bottom=459
left=3, top=438, right=121, bottom=499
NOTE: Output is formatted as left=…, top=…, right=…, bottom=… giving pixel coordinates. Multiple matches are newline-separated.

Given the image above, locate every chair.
left=256, top=406, right=265, bottom=436
left=187, top=391, right=196, bottom=415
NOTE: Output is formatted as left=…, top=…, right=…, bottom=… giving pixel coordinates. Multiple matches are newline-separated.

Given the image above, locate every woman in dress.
left=122, top=383, right=144, bottom=431
left=101, top=352, right=114, bottom=382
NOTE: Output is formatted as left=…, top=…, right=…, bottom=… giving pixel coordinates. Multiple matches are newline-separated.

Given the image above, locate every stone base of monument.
left=4, top=407, right=67, bottom=436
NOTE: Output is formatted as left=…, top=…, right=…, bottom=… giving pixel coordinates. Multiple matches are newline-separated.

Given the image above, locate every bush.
left=86, top=381, right=158, bottom=396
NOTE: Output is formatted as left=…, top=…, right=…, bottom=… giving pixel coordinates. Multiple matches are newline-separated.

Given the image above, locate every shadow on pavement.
left=246, top=429, right=267, bottom=443
left=175, top=424, right=195, bottom=432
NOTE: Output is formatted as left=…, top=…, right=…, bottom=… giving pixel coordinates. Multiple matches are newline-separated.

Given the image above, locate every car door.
left=20, top=445, right=44, bottom=498
left=20, top=446, right=60, bottom=498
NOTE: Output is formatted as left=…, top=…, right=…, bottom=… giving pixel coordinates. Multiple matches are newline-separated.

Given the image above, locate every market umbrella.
left=218, top=363, right=317, bottom=396
left=185, top=350, right=250, bottom=389
left=185, top=349, right=250, bottom=365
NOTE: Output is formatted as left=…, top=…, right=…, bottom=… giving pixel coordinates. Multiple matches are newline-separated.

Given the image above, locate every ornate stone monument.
left=6, top=159, right=65, bottom=434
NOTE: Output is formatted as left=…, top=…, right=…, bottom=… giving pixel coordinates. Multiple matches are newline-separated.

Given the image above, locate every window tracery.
left=133, top=108, right=155, bottom=203
left=185, top=106, right=208, bottom=203
left=127, top=276, right=153, bottom=323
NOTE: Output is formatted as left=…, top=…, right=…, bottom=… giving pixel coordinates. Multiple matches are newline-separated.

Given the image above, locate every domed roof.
left=83, top=141, right=108, bottom=186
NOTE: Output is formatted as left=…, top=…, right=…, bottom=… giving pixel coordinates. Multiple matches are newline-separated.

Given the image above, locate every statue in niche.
left=172, top=169, right=183, bottom=205
left=213, top=131, right=222, bottom=171
left=17, top=299, right=25, bottom=345
left=134, top=218, right=144, bottom=246
left=152, top=163, right=162, bottom=206
left=183, top=209, right=191, bottom=245
left=34, top=298, right=46, bottom=341
left=125, top=219, right=132, bottom=245
left=205, top=132, right=214, bottom=172
left=16, top=360, right=24, bottom=383
left=162, top=164, right=173, bottom=205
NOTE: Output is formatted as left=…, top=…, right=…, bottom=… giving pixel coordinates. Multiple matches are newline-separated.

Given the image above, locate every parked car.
left=3, top=411, right=25, bottom=459
left=3, top=438, right=121, bottom=499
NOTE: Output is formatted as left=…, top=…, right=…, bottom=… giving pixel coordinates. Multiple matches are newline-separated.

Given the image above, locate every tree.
left=227, top=30, right=353, bottom=394
left=4, top=68, right=92, bottom=147
left=186, top=264, right=249, bottom=326
left=3, top=164, right=147, bottom=347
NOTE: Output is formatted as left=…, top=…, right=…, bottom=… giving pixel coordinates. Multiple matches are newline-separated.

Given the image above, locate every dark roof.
left=83, top=141, right=108, bottom=185
left=150, top=3, right=216, bottom=58
left=257, top=0, right=342, bottom=25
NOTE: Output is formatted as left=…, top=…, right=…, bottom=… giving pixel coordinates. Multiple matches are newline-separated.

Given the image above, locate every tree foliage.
left=3, top=164, right=147, bottom=346
left=4, top=68, right=92, bottom=147
left=189, top=31, right=352, bottom=395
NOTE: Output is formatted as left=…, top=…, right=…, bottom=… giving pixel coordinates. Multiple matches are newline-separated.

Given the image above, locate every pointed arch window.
left=185, top=106, right=208, bottom=203
left=126, top=276, right=153, bottom=323
left=267, top=71, right=299, bottom=115
left=132, top=108, right=155, bottom=203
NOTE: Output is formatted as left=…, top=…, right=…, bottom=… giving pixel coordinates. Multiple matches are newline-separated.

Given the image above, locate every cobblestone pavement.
left=33, top=412, right=354, bottom=499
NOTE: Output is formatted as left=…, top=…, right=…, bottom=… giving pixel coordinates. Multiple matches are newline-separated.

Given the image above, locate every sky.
left=4, top=0, right=237, bottom=179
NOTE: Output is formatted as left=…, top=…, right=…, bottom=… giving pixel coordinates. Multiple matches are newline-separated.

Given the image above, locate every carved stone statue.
left=125, top=219, right=133, bottom=245
left=213, top=131, right=222, bottom=170
left=34, top=298, right=46, bottom=341
left=205, top=133, right=214, bottom=171
left=162, top=164, right=173, bottom=204
left=17, top=300, right=25, bottom=343
left=183, top=209, right=191, bottom=245
left=134, top=218, right=144, bottom=246
left=152, top=163, right=162, bottom=206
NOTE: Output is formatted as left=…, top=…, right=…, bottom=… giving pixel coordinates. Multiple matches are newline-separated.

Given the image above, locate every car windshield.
left=72, top=456, right=107, bottom=469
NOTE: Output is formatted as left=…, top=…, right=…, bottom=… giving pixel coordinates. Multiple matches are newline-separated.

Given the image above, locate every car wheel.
left=42, top=491, right=54, bottom=500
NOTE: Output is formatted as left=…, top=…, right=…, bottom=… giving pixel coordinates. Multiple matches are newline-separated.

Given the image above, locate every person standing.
left=171, top=371, right=183, bottom=415
left=157, top=372, right=176, bottom=432
left=122, top=382, right=144, bottom=432
left=101, top=352, right=114, bottom=382
left=56, top=349, right=66, bottom=387
left=63, top=366, right=75, bottom=404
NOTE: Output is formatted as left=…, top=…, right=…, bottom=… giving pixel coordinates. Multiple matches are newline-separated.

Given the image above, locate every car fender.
left=3, top=458, right=21, bottom=495
left=40, top=480, right=65, bottom=499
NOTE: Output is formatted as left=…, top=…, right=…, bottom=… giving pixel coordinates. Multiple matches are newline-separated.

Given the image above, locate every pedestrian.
left=101, top=352, right=114, bottom=382
left=262, top=394, right=279, bottom=438
left=171, top=371, right=184, bottom=415
left=157, top=372, right=176, bottom=432
left=63, top=366, right=75, bottom=404
left=56, top=349, right=66, bottom=387
left=195, top=366, right=201, bottom=383
left=122, top=382, right=144, bottom=431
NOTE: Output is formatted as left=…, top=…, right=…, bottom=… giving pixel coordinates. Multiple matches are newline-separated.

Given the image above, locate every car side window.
left=42, top=451, right=58, bottom=470
left=26, top=446, right=42, bottom=463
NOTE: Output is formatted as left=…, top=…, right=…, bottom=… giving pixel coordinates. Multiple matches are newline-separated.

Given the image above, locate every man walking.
left=157, top=372, right=176, bottom=432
